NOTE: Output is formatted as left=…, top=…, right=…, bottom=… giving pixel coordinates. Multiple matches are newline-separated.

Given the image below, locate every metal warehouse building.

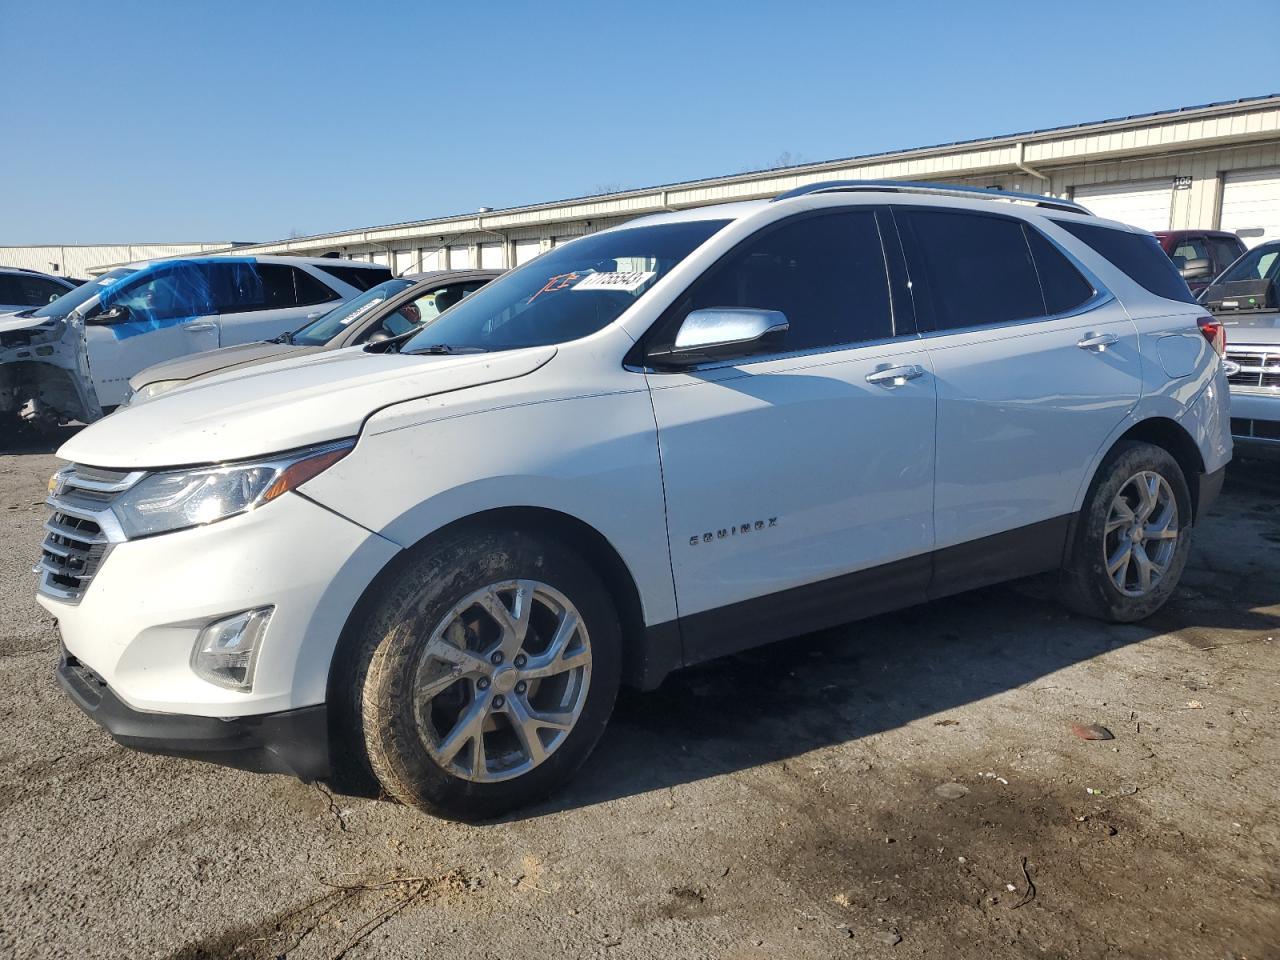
left=8, top=95, right=1280, bottom=276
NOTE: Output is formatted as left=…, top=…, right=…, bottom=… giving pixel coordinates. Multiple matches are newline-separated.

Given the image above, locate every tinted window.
left=1053, top=219, right=1195, bottom=303
left=401, top=219, right=728, bottom=353
left=315, top=264, right=394, bottom=291
left=1170, top=237, right=1209, bottom=269
left=208, top=262, right=340, bottom=312
left=904, top=210, right=1044, bottom=330
left=1214, top=242, right=1280, bottom=284
left=1024, top=226, right=1095, bottom=315
left=293, top=267, right=338, bottom=306
left=657, top=211, right=893, bottom=353
left=0, top=274, right=69, bottom=306
left=1207, top=237, right=1244, bottom=273
left=98, top=262, right=216, bottom=322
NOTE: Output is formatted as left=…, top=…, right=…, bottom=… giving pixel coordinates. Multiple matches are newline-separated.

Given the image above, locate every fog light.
left=191, top=607, right=273, bottom=690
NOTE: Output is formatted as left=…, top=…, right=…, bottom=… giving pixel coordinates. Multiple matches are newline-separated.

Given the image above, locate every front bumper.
left=58, top=647, right=329, bottom=780
left=37, top=490, right=400, bottom=718
left=1229, top=389, right=1280, bottom=459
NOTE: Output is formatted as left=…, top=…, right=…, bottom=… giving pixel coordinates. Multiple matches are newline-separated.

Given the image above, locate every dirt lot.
left=1, top=431, right=1277, bottom=960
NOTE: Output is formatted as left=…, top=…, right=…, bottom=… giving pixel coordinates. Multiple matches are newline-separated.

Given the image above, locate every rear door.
left=646, top=207, right=938, bottom=662
left=895, top=206, right=1142, bottom=595
left=212, top=262, right=341, bottom=345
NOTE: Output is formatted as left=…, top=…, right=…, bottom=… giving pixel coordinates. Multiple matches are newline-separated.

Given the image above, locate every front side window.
left=2, top=275, right=70, bottom=306
left=400, top=219, right=729, bottom=354
left=903, top=209, right=1045, bottom=330
left=290, top=278, right=416, bottom=345
left=651, top=210, right=894, bottom=355
left=97, top=262, right=217, bottom=322
left=363, top=279, right=492, bottom=341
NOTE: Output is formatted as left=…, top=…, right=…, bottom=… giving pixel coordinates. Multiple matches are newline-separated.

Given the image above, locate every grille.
left=1225, top=348, right=1280, bottom=390
left=38, top=465, right=144, bottom=603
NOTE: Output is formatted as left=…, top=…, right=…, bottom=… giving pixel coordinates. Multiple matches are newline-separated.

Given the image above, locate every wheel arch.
left=1108, top=417, right=1206, bottom=519
left=326, top=506, right=663, bottom=715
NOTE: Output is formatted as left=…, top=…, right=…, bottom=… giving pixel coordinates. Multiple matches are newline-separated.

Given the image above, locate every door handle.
left=1077, top=332, right=1119, bottom=351
left=184, top=322, right=217, bottom=332
left=865, top=364, right=925, bottom=386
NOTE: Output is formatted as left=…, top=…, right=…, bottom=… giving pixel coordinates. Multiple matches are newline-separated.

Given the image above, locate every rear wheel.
left=349, top=527, right=621, bottom=821
left=1059, top=441, right=1194, bottom=622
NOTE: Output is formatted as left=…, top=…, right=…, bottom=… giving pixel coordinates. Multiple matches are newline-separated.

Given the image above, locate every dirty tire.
left=1059, top=440, right=1193, bottom=622
left=349, top=526, right=621, bottom=821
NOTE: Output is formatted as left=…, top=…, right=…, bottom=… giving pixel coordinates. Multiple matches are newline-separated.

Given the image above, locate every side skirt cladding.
left=639, top=514, right=1073, bottom=683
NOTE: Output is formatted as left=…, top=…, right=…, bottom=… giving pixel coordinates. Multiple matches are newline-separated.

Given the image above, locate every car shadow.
left=0, top=423, right=82, bottom=455
left=516, top=459, right=1280, bottom=819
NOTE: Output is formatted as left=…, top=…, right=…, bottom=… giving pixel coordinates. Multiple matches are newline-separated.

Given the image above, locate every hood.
left=1221, top=311, right=1280, bottom=347
left=0, top=311, right=50, bottom=336
left=128, top=340, right=318, bottom=391
left=59, top=345, right=557, bottom=468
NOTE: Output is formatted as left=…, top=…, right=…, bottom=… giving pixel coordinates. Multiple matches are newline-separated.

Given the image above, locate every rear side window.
left=1053, top=219, right=1195, bottom=303
left=901, top=210, right=1044, bottom=330
left=1207, top=237, right=1244, bottom=273
left=208, top=263, right=340, bottom=312
left=659, top=210, right=894, bottom=354
left=1024, top=227, right=1095, bottom=315
left=316, top=264, right=394, bottom=291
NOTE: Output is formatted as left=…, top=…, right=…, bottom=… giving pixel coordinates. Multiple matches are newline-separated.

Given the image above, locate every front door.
left=894, top=206, right=1142, bottom=596
left=84, top=261, right=220, bottom=407
left=644, top=208, right=937, bottom=664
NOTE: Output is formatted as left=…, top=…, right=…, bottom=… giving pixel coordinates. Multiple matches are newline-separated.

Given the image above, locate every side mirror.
left=364, top=330, right=391, bottom=344
left=1180, top=258, right=1212, bottom=281
left=88, top=304, right=132, bottom=325
left=649, top=308, right=789, bottom=368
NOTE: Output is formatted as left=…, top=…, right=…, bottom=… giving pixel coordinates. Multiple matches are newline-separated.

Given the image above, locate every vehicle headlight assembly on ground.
left=110, top=439, right=355, bottom=539
left=125, top=379, right=184, bottom=405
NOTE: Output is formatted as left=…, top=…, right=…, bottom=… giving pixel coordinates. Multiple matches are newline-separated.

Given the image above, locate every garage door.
left=513, top=239, right=542, bottom=265
left=393, top=248, right=417, bottom=275
left=1219, top=167, right=1280, bottom=248
left=448, top=245, right=471, bottom=269
left=479, top=242, right=505, bottom=269
left=1073, top=179, right=1173, bottom=231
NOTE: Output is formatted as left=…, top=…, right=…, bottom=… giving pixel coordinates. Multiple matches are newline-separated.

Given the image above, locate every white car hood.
left=0, top=312, right=52, bottom=335
left=58, top=345, right=557, bottom=468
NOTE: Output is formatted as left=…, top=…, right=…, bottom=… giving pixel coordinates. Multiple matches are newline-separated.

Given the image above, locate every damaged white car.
left=0, top=255, right=392, bottom=428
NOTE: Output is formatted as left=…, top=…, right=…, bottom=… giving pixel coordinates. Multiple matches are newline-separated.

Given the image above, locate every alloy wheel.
left=1103, top=471, right=1180, bottom=597
left=410, top=580, right=592, bottom=782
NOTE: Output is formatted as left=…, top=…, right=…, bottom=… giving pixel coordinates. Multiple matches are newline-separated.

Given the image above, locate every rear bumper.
left=58, top=648, right=330, bottom=781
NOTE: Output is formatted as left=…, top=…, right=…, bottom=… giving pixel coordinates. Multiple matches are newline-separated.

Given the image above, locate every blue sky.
left=3, top=0, right=1277, bottom=244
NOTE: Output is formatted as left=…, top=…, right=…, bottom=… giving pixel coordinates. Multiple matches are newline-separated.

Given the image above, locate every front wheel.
left=349, top=527, right=621, bottom=821
left=1058, top=440, right=1194, bottom=622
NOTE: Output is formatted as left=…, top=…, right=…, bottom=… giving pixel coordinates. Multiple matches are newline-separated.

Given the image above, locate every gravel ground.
left=1, top=430, right=1277, bottom=960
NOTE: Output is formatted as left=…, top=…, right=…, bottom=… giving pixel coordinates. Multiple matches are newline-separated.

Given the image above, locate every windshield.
left=401, top=219, right=730, bottom=354
left=291, top=278, right=416, bottom=345
left=32, top=266, right=137, bottom=318
left=1215, top=243, right=1280, bottom=285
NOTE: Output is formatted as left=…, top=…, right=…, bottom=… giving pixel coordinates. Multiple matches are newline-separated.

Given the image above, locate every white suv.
left=38, top=183, right=1232, bottom=819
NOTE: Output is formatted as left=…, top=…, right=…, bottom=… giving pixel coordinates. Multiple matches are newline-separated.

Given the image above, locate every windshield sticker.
left=527, top=272, right=580, bottom=305
left=340, top=298, right=385, bottom=325
left=572, top=271, right=656, bottom=293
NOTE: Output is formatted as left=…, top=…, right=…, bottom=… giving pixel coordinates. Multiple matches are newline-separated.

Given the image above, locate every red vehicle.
left=1154, top=229, right=1247, bottom=295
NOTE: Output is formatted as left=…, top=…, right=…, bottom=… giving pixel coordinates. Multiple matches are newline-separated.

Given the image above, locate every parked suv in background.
left=0, top=255, right=390, bottom=427
left=39, top=182, right=1230, bottom=820
left=1199, top=238, right=1280, bottom=458
left=127, top=269, right=499, bottom=404
left=1155, top=229, right=1246, bottom=296
left=0, top=267, right=78, bottom=314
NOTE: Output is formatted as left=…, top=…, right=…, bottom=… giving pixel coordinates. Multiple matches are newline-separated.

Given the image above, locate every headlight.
left=126, top=379, right=184, bottom=405
left=110, top=439, right=355, bottom=539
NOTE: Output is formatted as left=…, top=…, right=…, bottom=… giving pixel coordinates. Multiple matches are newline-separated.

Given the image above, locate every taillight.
left=1197, top=315, right=1226, bottom=358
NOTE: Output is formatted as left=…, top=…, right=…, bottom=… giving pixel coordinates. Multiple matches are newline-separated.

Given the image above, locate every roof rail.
left=772, top=179, right=1092, bottom=215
